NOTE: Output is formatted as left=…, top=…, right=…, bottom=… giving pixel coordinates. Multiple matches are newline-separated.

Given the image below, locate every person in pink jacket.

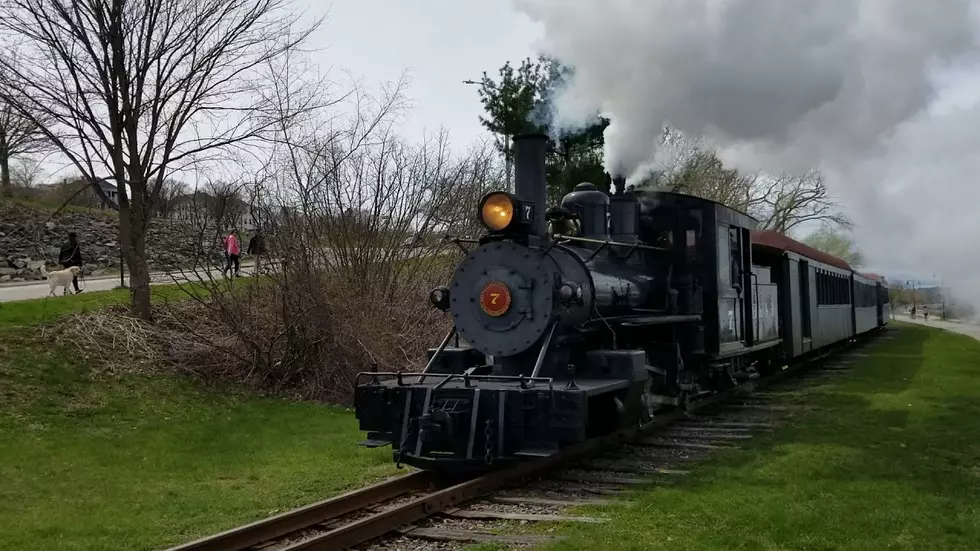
left=222, top=228, right=241, bottom=278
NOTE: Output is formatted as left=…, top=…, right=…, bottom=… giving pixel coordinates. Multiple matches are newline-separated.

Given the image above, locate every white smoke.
left=513, top=0, right=980, bottom=315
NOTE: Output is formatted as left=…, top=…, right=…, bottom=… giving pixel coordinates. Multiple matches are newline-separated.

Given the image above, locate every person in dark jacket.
left=247, top=231, right=266, bottom=275
left=58, top=232, right=83, bottom=293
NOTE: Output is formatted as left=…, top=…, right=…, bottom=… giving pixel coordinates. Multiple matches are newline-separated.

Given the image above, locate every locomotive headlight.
left=479, top=192, right=515, bottom=232
left=429, top=286, right=450, bottom=311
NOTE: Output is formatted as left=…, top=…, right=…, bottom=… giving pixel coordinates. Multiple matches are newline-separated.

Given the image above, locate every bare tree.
left=204, top=180, right=249, bottom=231
left=0, top=0, right=321, bottom=319
left=644, top=129, right=847, bottom=234
left=155, top=179, right=187, bottom=219
left=751, top=171, right=849, bottom=234
left=0, top=100, right=48, bottom=197
left=8, top=156, right=46, bottom=189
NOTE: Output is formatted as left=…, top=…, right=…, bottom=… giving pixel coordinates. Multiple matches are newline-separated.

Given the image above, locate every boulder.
left=0, top=201, right=227, bottom=274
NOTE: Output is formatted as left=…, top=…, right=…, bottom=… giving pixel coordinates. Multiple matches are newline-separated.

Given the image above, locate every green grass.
left=1, top=196, right=114, bottom=217
left=0, top=277, right=261, bottom=328
left=539, top=323, right=980, bottom=551
left=0, top=282, right=401, bottom=551
left=0, top=285, right=200, bottom=328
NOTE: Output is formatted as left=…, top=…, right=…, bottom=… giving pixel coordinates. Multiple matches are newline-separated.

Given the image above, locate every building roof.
left=751, top=229, right=852, bottom=271
left=97, top=179, right=118, bottom=192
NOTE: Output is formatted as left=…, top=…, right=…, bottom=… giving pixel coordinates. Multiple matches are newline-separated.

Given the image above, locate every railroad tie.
left=634, top=439, right=736, bottom=450
left=671, top=425, right=762, bottom=433
left=678, top=420, right=776, bottom=429
left=490, top=496, right=616, bottom=507
left=548, top=472, right=660, bottom=485
left=728, top=404, right=796, bottom=411
left=665, top=431, right=753, bottom=441
left=566, top=485, right=624, bottom=496
left=577, top=461, right=691, bottom=475
left=398, top=525, right=566, bottom=545
left=442, top=507, right=607, bottom=523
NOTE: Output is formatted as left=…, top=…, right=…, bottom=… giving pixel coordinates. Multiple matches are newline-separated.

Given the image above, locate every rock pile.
left=0, top=201, right=223, bottom=282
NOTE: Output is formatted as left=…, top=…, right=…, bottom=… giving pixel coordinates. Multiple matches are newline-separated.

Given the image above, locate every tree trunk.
left=0, top=150, right=10, bottom=198
left=119, top=205, right=153, bottom=320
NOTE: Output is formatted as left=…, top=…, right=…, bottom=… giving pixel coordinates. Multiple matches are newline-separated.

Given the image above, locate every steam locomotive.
left=353, top=134, right=889, bottom=472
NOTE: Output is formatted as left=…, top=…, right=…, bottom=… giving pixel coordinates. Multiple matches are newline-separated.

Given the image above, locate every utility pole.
left=908, top=280, right=917, bottom=318
left=939, top=274, right=946, bottom=321
left=464, top=79, right=512, bottom=192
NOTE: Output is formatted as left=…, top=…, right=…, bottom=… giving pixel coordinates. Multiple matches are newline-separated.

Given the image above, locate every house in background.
left=94, top=180, right=119, bottom=209
left=27, top=176, right=122, bottom=210
left=169, top=190, right=255, bottom=231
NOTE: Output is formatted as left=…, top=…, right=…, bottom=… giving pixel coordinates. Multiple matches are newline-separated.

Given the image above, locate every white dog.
left=41, top=265, right=82, bottom=296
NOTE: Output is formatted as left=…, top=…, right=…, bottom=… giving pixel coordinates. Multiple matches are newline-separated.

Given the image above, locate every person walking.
left=58, top=231, right=83, bottom=293
left=222, top=228, right=241, bottom=278
left=246, top=230, right=266, bottom=275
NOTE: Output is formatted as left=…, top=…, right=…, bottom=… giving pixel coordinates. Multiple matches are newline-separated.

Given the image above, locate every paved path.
left=895, top=314, right=980, bottom=341
left=0, top=263, right=258, bottom=303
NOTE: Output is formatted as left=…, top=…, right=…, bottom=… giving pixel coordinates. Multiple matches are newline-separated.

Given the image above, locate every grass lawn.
left=0, top=278, right=256, bottom=328
left=543, top=323, right=980, bottom=551
left=0, top=286, right=400, bottom=550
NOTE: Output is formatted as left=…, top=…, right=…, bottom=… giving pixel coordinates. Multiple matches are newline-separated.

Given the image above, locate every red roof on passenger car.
left=751, top=230, right=852, bottom=271
left=861, top=273, right=889, bottom=286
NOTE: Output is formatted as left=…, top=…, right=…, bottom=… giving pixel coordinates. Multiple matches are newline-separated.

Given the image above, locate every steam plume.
left=514, top=0, right=980, bottom=314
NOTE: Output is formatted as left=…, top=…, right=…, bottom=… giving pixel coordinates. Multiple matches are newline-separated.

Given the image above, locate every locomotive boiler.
left=354, top=133, right=785, bottom=472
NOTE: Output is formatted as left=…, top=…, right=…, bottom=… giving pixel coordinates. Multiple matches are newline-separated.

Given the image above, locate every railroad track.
left=164, top=329, right=896, bottom=551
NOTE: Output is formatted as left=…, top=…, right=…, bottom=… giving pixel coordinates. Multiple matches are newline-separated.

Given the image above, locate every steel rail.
left=163, top=471, right=438, bottom=551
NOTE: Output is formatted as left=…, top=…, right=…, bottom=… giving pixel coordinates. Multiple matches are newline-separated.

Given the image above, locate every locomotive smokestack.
left=613, top=176, right=626, bottom=194
left=513, top=133, right=548, bottom=237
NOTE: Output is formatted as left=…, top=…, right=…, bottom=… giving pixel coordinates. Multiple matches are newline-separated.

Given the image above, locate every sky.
left=310, top=0, right=542, bottom=150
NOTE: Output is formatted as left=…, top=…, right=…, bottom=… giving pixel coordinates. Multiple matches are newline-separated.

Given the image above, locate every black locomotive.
left=353, top=133, right=889, bottom=472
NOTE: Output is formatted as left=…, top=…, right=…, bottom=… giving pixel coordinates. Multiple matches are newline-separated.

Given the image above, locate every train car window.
left=818, top=270, right=825, bottom=305
left=729, top=227, right=741, bottom=289
left=686, top=212, right=701, bottom=263
left=717, top=224, right=731, bottom=287
left=815, top=270, right=856, bottom=306
left=799, top=261, right=812, bottom=338
left=816, top=270, right=823, bottom=304
left=852, top=281, right=876, bottom=307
